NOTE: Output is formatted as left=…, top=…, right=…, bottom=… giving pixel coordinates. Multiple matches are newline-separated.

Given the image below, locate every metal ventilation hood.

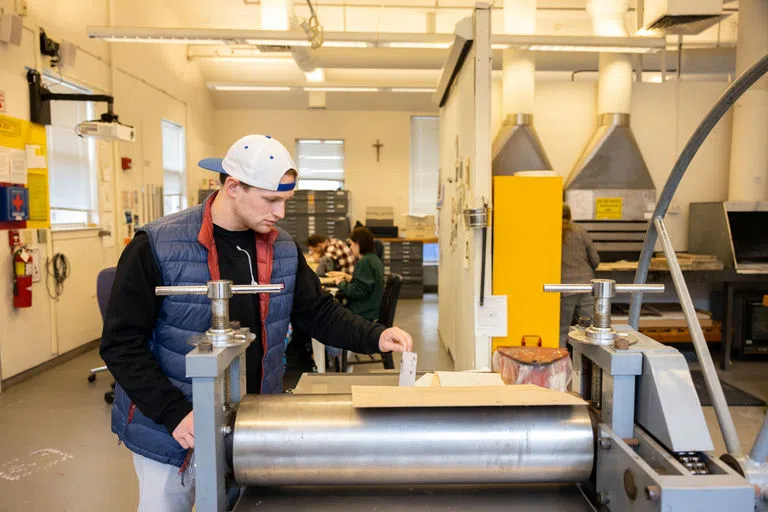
left=492, top=114, right=553, bottom=175
left=566, top=113, right=654, bottom=192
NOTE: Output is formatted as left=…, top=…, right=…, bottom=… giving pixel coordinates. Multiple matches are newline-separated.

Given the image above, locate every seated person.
left=307, top=234, right=357, bottom=277
left=330, top=227, right=394, bottom=369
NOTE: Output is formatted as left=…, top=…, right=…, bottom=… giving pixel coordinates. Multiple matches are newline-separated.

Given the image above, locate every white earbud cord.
left=235, top=245, right=258, bottom=285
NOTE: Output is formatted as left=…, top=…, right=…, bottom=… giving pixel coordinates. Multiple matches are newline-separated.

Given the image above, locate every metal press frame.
left=627, top=53, right=768, bottom=488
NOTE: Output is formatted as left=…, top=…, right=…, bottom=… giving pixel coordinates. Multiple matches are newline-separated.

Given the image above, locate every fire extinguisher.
left=12, top=246, right=33, bottom=308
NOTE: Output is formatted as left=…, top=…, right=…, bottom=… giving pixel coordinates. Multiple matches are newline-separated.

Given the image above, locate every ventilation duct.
left=639, top=0, right=728, bottom=36
left=492, top=0, right=552, bottom=176
left=565, top=0, right=655, bottom=260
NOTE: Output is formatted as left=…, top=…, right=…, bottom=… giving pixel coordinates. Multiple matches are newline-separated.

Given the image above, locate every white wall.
left=492, top=78, right=733, bottom=251
left=0, top=0, right=214, bottom=382
left=213, top=109, right=428, bottom=226
left=437, top=7, right=493, bottom=371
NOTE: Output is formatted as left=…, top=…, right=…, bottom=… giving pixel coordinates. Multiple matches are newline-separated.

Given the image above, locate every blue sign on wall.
left=0, top=186, right=29, bottom=222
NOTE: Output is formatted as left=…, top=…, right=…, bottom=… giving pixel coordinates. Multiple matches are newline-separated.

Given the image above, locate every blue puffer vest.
left=111, top=193, right=297, bottom=467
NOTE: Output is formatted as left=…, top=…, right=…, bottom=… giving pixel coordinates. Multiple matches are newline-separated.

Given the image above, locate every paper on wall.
left=475, top=295, right=508, bottom=337
left=0, top=147, right=10, bottom=182
left=10, top=148, right=27, bottom=184
left=25, top=145, right=46, bottom=169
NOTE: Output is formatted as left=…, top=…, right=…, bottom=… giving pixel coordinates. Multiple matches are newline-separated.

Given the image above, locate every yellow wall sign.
left=595, top=197, right=623, bottom=220
left=0, top=113, right=50, bottom=229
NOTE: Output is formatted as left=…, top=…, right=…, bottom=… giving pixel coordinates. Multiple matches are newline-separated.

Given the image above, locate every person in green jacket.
left=329, top=227, right=393, bottom=368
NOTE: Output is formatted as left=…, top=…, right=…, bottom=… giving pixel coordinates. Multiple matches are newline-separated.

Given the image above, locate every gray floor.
left=0, top=295, right=765, bottom=512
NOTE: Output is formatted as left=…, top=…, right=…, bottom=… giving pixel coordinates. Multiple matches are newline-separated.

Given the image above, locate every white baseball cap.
left=199, top=134, right=297, bottom=192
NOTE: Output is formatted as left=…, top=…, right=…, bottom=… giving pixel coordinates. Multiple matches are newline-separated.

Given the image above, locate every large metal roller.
left=232, top=394, right=595, bottom=486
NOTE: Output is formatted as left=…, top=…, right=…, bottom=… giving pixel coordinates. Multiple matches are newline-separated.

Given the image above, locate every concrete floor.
left=0, top=294, right=765, bottom=512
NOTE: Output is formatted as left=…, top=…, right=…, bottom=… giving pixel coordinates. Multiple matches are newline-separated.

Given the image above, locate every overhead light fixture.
left=322, top=41, right=371, bottom=48
left=246, top=38, right=312, bottom=47
left=492, top=34, right=666, bottom=54
left=103, top=36, right=227, bottom=45
left=304, top=68, right=326, bottom=82
left=384, top=42, right=451, bottom=49
left=196, top=56, right=294, bottom=63
left=209, top=84, right=293, bottom=91
left=88, top=26, right=458, bottom=50
left=390, top=88, right=436, bottom=93
left=304, top=86, right=379, bottom=92
left=527, top=45, right=653, bottom=53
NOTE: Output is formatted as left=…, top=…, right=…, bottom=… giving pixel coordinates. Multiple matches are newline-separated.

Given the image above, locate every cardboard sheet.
left=351, top=384, right=586, bottom=408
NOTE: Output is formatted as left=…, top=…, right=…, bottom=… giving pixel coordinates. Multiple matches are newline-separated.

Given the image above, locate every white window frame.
left=409, top=115, right=440, bottom=216
left=44, top=75, right=99, bottom=228
left=295, top=139, right=345, bottom=191
left=162, top=119, right=187, bottom=215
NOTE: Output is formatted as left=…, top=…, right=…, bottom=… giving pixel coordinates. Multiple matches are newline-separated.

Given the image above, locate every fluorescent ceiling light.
left=304, top=87, right=379, bottom=92
left=104, top=37, right=226, bottom=44
left=390, top=88, right=436, bottom=93
left=491, top=43, right=510, bottom=50
left=210, top=85, right=293, bottom=91
left=528, top=45, right=653, bottom=53
left=304, top=68, right=326, bottom=82
left=202, top=56, right=293, bottom=63
left=247, top=39, right=312, bottom=46
left=384, top=42, right=451, bottom=49
left=493, top=34, right=665, bottom=54
left=299, top=140, right=323, bottom=144
left=322, top=41, right=371, bottom=48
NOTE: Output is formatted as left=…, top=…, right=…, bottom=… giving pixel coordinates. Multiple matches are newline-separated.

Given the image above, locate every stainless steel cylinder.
left=232, top=394, right=595, bottom=486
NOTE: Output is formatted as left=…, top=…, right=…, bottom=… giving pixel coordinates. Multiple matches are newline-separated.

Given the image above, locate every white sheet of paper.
left=10, top=148, right=27, bottom=184
left=399, top=352, right=418, bottom=387
left=25, top=145, right=46, bottom=169
left=475, top=295, right=508, bottom=337
left=0, top=148, right=10, bottom=182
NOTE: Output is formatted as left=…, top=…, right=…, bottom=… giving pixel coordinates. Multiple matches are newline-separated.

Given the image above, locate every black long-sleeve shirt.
left=100, top=226, right=385, bottom=435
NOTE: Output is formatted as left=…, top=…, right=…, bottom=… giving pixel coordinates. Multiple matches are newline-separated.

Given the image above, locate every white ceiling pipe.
left=502, top=0, right=536, bottom=115
left=728, top=0, right=768, bottom=202
left=587, top=0, right=633, bottom=115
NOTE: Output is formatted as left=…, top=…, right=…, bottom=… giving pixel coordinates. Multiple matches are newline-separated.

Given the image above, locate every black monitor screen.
left=727, top=212, right=768, bottom=263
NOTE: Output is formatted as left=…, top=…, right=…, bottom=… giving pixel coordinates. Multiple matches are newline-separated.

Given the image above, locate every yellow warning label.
left=595, top=197, right=623, bottom=220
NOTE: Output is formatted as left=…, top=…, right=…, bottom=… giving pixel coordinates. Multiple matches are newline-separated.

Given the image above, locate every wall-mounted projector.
left=75, top=120, right=136, bottom=142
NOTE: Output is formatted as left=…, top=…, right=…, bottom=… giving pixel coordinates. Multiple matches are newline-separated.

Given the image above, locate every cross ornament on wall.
left=373, top=139, right=383, bottom=162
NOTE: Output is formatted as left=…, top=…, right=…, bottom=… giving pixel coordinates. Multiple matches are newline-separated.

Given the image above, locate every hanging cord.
left=46, top=253, right=70, bottom=300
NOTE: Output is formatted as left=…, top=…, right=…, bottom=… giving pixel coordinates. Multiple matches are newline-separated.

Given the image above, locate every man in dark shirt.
left=100, top=134, right=413, bottom=511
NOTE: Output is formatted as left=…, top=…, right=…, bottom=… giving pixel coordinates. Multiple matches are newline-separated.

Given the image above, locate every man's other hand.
left=172, top=411, right=194, bottom=449
left=378, top=327, right=413, bottom=353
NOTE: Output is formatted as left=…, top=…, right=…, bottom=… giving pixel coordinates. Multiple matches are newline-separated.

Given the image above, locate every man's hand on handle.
left=378, top=327, right=413, bottom=353
left=173, top=411, right=195, bottom=449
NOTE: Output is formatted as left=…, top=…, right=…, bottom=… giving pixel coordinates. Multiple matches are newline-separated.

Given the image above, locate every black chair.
left=374, top=239, right=384, bottom=260
left=87, top=267, right=117, bottom=404
left=341, top=274, right=403, bottom=372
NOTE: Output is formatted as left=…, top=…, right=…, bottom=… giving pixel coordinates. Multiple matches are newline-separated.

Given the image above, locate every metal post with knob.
left=155, top=280, right=284, bottom=512
left=543, top=279, right=664, bottom=347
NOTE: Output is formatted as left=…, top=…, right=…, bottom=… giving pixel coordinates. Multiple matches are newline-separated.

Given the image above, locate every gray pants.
left=559, top=294, right=595, bottom=348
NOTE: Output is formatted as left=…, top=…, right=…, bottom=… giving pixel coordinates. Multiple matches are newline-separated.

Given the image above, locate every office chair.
left=87, top=267, right=117, bottom=404
left=341, top=274, right=402, bottom=372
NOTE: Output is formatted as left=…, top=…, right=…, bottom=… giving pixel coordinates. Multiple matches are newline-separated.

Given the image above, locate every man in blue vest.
left=100, top=134, right=413, bottom=511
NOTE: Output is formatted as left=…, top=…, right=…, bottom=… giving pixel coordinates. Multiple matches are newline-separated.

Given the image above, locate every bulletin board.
left=0, top=113, right=50, bottom=229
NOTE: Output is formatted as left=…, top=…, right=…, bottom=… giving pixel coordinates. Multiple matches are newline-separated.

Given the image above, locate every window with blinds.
left=45, top=78, right=97, bottom=226
left=410, top=116, right=440, bottom=216
left=295, top=139, right=344, bottom=191
left=162, top=120, right=186, bottom=215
